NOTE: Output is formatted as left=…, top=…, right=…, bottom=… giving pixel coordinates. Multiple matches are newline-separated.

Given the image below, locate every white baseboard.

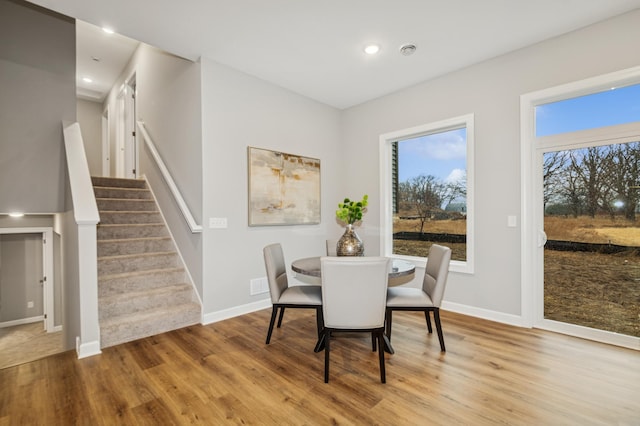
left=0, top=315, right=44, bottom=328
left=77, top=340, right=102, bottom=359
left=201, top=299, right=525, bottom=331
left=202, top=299, right=271, bottom=325
left=441, top=301, right=526, bottom=328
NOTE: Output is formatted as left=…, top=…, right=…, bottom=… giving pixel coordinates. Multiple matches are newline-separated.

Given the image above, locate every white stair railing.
left=136, top=121, right=203, bottom=233
left=63, top=121, right=101, bottom=358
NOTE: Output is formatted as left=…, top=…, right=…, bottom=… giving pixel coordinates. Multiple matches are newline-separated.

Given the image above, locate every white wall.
left=341, top=10, right=640, bottom=317
left=200, top=59, right=342, bottom=316
left=76, top=99, right=103, bottom=177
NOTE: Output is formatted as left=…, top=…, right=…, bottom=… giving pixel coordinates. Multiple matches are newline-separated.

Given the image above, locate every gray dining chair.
left=385, top=244, right=452, bottom=352
left=263, top=243, right=323, bottom=345
left=320, top=256, right=391, bottom=383
left=325, top=239, right=338, bottom=256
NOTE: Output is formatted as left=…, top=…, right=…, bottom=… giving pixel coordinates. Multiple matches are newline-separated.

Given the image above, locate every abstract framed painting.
left=247, top=146, right=321, bottom=226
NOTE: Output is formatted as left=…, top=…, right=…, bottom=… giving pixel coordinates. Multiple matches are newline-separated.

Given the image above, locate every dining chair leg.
left=315, top=307, right=323, bottom=338
left=371, top=332, right=377, bottom=351
left=433, top=308, right=446, bottom=352
left=324, top=330, right=331, bottom=383
left=424, top=310, right=433, bottom=333
left=377, top=330, right=386, bottom=383
left=385, top=309, right=393, bottom=339
left=265, top=306, right=279, bottom=344
left=276, top=306, right=286, bottom=327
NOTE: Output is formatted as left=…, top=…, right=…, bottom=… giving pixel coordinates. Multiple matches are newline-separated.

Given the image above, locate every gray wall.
left=341, top=9, right=640, bottom=316
left=200, top=59, right=343, bottom=314
left=77, top=98, right=103, bottom=177
left=0, top=0, right=76, bottom=214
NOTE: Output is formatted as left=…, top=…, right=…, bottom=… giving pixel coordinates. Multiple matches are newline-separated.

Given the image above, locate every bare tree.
left=572, top=146, right=611, bottom=218
left=543, top=151, right=568, bottom=211
left=401, top=175, right=445, bottom=233
left=605, top=142, right=640, bottom=220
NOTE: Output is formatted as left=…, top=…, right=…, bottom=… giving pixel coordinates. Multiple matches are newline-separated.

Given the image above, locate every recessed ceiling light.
left=83, top=77, right=93, bottom=83
left=400, top=44, right=417, bottom=56
left=9, top=212, right=24, bottom=218
left=102, top=27, right=115, bottom=34
left=364, top=44, right=380, bottom=55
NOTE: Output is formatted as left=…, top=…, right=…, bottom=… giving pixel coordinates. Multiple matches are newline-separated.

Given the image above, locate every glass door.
left=542, top=142, right=640, bottom=339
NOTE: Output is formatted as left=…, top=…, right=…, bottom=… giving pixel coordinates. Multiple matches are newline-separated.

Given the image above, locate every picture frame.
left=247, top=146, right=321, bottom=226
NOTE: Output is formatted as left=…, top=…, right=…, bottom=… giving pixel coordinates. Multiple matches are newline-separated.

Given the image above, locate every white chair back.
left=422, top=244, right=452, bottom=307
left=321, top=256, right=390, bottom=329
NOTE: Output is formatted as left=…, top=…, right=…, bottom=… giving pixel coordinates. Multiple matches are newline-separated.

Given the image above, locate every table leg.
left=383, top=335, right=394, bottom=354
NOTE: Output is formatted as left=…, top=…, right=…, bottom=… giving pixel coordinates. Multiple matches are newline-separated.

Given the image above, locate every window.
left=536, top=83, right=640, bottom=137
left=380, top=114, right=474, bottom=273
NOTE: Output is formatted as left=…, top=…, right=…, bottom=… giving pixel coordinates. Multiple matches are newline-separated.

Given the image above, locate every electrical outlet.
left=250, top=277, right=269, bottom=295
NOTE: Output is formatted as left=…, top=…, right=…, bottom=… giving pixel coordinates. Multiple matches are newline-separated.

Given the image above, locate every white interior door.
left=101, top=107, right=110, bottom=177
left=123, top=77, right=137, bottom=179
left=116, top=91, right=125, bottom=178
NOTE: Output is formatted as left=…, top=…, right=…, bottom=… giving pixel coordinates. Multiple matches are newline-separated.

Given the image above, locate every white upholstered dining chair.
left=263, top=243, right=323, bottom=345
left=385, top=244, right=452, bottom=352
left=320, top=256, right=391, bottom=383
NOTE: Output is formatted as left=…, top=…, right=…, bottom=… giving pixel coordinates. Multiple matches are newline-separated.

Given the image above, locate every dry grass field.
left=393, top=215, right=640, bottom=337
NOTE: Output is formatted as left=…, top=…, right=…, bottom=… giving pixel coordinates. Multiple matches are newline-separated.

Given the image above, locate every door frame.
left=521, top=66, right=640, bottom=350
left=0, top=228, right=55, bottom=332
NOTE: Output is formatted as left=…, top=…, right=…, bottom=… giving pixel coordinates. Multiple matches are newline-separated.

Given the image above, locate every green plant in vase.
left=335, top=195, right=368, bottom=256
left=336, top=194, right=368, bottom=225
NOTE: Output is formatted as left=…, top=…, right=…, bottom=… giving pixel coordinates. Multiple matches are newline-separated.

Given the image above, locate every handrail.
left=136, top=121, right=203, bottom=233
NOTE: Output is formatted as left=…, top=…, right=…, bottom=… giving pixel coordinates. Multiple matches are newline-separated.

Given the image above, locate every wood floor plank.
left=1, top=309, right=638, bottom=424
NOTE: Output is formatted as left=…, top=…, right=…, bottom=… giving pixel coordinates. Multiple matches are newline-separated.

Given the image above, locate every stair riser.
left=99, top=269, right=187, bottom=296
left=98, top=253, right=181, bottom=275
left=92, top=177, right=147, bottom=189
left=98, top=238, right=174, bottom=257
left=99, top=212, right=163, bottom=225
left=98, top=225, right=168, bottom=239
left=99, top=286, right=194, bottom=319
left=100, top=304, right=201, bottom=348
left=97, top=199, right=157, bottom=212
left=94, top=187, right=153, bottom=200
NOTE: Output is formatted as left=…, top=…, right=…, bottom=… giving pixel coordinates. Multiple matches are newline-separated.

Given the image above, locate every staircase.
left=92, top=176, right=201, bottom=348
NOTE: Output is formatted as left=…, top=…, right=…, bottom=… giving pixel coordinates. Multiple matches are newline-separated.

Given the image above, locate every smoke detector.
left=400, top=44, right=417, bottom=56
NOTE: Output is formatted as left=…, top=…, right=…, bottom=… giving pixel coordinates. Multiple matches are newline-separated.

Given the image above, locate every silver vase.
left=337, top=224, right=364, bottom=256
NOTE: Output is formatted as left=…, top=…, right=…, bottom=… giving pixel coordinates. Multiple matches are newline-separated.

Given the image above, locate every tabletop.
left=291, top=256, right=416, bottom=285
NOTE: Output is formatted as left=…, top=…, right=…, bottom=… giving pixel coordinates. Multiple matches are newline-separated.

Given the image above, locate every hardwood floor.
left=1, top=309, right=638, bottom=425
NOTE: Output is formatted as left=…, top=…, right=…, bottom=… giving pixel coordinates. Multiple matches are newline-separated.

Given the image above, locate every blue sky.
left=398, top=128, right=466, bottom=184
left=536, top=83, right=640, bottom=137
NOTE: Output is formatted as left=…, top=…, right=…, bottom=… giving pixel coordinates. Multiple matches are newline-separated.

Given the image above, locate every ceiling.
left=29, top=0, right=640, bottom=109
left=75, top=20, right=139, bottom=101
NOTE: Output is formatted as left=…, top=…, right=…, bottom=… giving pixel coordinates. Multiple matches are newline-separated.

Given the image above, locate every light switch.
left=507, top=215, right=517, bottom=228
left=209, top=217, right=228, bottom=228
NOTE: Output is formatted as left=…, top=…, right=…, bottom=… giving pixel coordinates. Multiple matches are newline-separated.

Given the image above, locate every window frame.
left=379, top=113, right=475, bottom=274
